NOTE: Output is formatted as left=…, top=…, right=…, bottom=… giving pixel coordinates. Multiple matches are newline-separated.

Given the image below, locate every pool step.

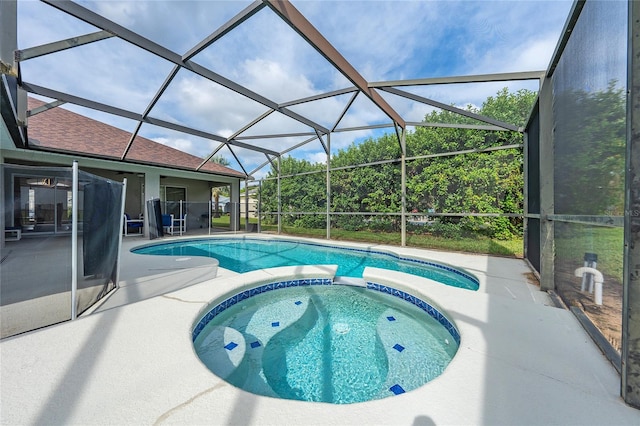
left=333, top=276, right=366, bottom=287
left=195, top=325, right=246, bottom=380
left=245, top=296, right=311, bottom=346
left=377, top=308, right=415, bottom=396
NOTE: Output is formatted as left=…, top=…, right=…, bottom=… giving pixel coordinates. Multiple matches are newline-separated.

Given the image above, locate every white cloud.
left=18, top=1, right=96, bottom=46
left=143, top=125, right=220, bottom=158
left=307, top=152, right=328, bottom=165
left=241, top=58, right=316, bottom=102
left=511, top=37, right=560, bottom=71
left=294, top=1, right=446, bottom=81
left=92, top=1, right=148, bottom=28
left=155, top=73, right=268, bottom=135
left=460, top=1, right=573, bottom=75
left=297, top=0, right=573, bottom=80
left=16, top=0, right=576, bottom=175
left=90, top=0, right=253, bottom=53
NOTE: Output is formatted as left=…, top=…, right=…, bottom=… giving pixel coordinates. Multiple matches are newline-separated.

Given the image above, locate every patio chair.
left=123, top=213, right=144, bottom=236
left=173, top=213, right=187, bottom=233
left=162, top=214, right=174, bottom=235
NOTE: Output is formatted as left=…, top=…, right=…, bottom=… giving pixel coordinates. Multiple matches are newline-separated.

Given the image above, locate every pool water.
left=193, top=285, right=459, bottom=404
left=134, top=238, right=478, bottom=290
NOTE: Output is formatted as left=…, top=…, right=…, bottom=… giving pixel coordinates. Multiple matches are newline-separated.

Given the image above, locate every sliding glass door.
left=14, top=175, right=75, bottom=234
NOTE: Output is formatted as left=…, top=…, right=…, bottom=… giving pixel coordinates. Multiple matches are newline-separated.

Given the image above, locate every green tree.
left=405, top=88, right=535, bottom=239
left=212, top=186, right=224, bottom=218
left=259, top=88, right=536, bottom=239
left=330, top=134, right=402, bottom=231
left=260, top=156, right=325, bottom=227
left=554, top=81, right=626, bottom=215
left=210, top=155, right=230, bottom=166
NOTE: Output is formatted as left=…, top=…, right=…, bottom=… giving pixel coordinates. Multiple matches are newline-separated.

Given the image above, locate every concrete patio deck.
left=1, top=235, right=638, bottom=425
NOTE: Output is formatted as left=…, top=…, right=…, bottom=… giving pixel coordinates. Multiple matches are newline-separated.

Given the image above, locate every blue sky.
left=17, top=0, right=574, bottom=178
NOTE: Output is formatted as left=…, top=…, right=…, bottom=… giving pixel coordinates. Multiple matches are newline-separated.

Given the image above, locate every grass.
left=257, top=224, right=523, bottom=257
left=210, top=216, right=523, bottom=257
left=211, top=215, right=257, bottom=230
left=555, top=225, right=624, bottom=283
left=211, top=217, right=626, bottom=265
left=407, top=233, right=523, bottom=256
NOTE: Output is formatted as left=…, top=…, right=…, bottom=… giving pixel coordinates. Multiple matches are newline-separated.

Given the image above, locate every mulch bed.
left=555, top=265, right=622, bottom=353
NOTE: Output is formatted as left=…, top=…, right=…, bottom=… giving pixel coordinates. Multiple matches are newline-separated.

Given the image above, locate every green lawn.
left=257, top=224, right=523, bottom=257
left=211, top=215, right=257, bottom=229
left=214, top=216, right=625, bottom=273
left=211, top=216, right=523, bottom=257
left=555, top=225, right=624, bottom=283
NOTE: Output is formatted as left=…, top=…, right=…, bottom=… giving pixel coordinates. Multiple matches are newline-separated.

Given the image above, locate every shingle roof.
left=26, top=97, right=246, bottom=178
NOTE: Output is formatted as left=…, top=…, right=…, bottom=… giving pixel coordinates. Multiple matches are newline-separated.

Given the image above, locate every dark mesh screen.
left=1, top=164, right=123, bottom=337
left=551, top=0, right=627, bottom=352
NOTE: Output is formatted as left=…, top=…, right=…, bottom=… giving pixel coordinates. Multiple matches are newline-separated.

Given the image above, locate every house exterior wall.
left=1, top=141, right=241, bottom=237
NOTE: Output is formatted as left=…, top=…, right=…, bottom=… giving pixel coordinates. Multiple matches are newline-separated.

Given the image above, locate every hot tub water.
left=194, top=284, right=459, bottom=404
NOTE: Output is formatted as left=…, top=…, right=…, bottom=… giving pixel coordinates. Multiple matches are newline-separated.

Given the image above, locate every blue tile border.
left=134, top=237, right=480, bottom=290
left=367, top=282, right=461, bottom=345
left=192, top=278, right=332, bottom=341
left=290, top=241, right=479, bottom=289
left=192, top=278, right=460, bottom=347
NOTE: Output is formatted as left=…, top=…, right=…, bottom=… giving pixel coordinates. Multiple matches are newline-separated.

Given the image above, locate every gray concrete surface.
left=1, top=235, right=638, bottom=425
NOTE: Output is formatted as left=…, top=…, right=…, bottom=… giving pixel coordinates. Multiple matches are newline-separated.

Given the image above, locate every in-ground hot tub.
left=192, top=278, right=460, bottom=404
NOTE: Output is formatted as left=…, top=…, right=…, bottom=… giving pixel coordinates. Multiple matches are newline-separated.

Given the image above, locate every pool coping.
left=191, top=271, right=462, bottom=403
left=130, top=234, right=480, bottom=291
left=1, top=236, right=638, bottom=425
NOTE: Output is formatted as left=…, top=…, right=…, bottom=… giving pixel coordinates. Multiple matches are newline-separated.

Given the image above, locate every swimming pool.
left=133, top=238, right=479, bottom=290
left=192, top=281, right=459, bottom=404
